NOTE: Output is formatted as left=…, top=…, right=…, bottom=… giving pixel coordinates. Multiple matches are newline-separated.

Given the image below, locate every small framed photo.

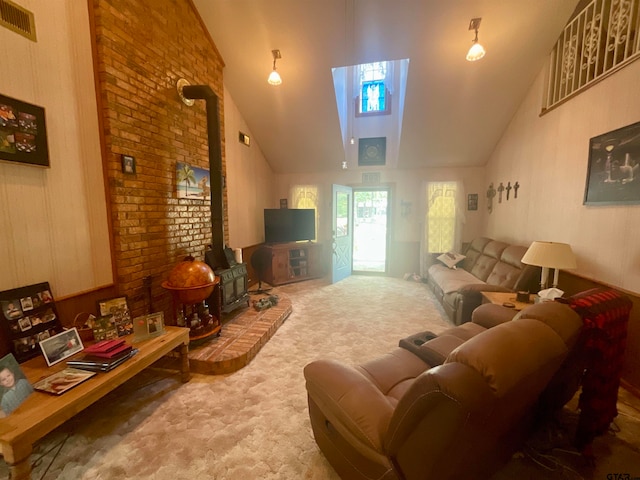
left=33, top=367, right=95, bottom=395
left=38, top=328, right=84, bottom=366
left=467, top=193, right=478, bottom=211
left=0, top=353, right=34, bottom=415
left=97, top=296, right=133, bottom=336
left=91, top=316, right=118, bottom=342
left=133, top=312, right=165, bottom=341
left=146, top=312, right=164, bottom=336
left=121, top=154, right=136, bottom=174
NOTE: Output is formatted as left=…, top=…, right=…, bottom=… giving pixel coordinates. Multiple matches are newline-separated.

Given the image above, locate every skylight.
left=332, top=58, right=409, bottom=169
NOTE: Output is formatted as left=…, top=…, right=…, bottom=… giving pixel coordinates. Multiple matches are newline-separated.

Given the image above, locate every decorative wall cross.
left=506, top=181, right=512, bottom=200
left=514, top=181, right=520, bottom=198
left=486, top=183, right=496, bottom=213
left=497, top=182, right=505, bottom=203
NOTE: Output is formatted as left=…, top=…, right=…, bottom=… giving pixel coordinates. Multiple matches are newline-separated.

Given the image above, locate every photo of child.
left=0, top=353, right=33, bottom=416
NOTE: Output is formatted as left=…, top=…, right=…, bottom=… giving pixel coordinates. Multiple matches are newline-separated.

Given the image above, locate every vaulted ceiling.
left=193, top=0, right=579, bottom=174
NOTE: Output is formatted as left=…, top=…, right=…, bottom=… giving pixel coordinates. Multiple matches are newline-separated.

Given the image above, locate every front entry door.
left=331, top=184, right=353, bottom=284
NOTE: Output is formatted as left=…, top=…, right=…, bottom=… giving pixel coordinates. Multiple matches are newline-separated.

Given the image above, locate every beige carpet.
left=1, top=276, right=639, bottom=479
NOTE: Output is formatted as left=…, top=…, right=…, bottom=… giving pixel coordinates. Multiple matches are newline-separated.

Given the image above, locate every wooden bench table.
left=0, top=326, right=190, bottom=480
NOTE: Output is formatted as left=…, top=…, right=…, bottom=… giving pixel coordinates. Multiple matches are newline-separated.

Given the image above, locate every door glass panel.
left=353, top=189, right=388, bottom=273
left=336, top=192, right=349, bottom=237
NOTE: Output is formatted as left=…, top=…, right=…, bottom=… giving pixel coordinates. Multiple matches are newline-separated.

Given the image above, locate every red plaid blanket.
left=558, top=288, right=632, bottom=452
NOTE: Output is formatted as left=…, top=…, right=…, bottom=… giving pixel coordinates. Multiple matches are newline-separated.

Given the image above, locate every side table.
left=481, top=291, right=533, bottom=311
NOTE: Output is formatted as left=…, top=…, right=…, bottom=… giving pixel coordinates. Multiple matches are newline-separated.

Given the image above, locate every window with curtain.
left=426, top=182, right=457, bottom=253
left=290, top=185, right=319, bottom=241
left=420, top=181, right=465, bottom=276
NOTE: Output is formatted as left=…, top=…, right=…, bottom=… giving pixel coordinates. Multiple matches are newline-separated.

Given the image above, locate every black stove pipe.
left=181, top=84, right=230, bottom=270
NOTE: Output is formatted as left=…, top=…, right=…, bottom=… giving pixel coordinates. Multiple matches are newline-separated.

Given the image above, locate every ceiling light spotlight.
left=268, top=49, right=282, bottom=86
left=466, top=17, right=486, bottom=62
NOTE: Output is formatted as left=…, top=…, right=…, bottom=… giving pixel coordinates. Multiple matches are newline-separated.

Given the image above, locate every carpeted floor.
left=1, top=275, right=639, bottom=479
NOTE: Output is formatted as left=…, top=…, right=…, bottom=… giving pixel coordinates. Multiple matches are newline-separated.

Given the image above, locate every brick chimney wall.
left=90, top=0, right=226, bottom=319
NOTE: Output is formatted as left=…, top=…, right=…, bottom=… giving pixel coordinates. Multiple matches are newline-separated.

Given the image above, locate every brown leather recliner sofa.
left=427, top=237, right=540, bottom=325
left=303, top=301, right=584, bottom=480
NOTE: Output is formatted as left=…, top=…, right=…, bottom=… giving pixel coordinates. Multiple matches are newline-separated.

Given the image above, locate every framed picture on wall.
left=584, top=120, right=640, bottom=205
left=358, top=137, right=386, bottom=166
left=467, top=194, right=478, bottom=211
left=121, top=154, right=136, bottom=174
left=0, top=93, right=49, bottom=168
left=176, top=162, right=211, bottom=201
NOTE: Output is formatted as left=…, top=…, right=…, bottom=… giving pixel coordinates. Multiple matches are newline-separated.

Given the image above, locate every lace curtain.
left=419, top=181, right=466, bottom=276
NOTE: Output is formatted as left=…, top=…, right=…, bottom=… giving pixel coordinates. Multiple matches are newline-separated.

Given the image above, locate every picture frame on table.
left=96, top=296, right=133, bottom=336
left=133, top=312, right=165, bottom=341
left=33, top=368, right=96, bottom=395
left=584, top=120, right=640, bottom=205
left=0, top=282, right=63, bottom=363
left=0, top=353, right=33, bottom=415
left=38, top=328, right=84, bottom=367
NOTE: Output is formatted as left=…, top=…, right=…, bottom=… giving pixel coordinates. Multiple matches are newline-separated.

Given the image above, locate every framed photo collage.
left=0, top=282, right=63, bottom=363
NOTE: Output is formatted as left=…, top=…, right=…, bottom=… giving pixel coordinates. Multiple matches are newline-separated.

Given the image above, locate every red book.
left=84, top=339, right=129, bottom=357
left=83, top=343, right=132, bottom=359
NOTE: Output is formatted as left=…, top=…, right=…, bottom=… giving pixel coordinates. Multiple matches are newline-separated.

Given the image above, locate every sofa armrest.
left=304, top=359, right=394, bottom=452
left=472, top=303, right=519, bottom=329
left=384, top=363, right=493, bottom=479
left=415, top=335, right=465, bottom=366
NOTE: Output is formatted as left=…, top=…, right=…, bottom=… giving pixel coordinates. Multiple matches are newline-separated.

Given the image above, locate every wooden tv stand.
left=0, top=326, right=190, bottom=480
left=262, top=242, right=323, bottom=286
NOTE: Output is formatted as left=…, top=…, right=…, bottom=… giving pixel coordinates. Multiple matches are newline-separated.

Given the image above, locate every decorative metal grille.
left=362, top=172, right=381, bottom=184
left=0, top=0, right=36, bottom=41
left=543, top=0, right=640, bottom=112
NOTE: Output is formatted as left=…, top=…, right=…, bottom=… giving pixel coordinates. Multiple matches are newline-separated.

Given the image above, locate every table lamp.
left=521, top=241, right=577, bottom=290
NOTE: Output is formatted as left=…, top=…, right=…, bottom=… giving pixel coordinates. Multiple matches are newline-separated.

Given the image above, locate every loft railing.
left=543, top=0, right=640, bottom=113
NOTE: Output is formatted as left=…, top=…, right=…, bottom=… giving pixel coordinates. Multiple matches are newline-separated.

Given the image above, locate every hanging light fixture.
left=466, top=18, right=486, bottom=62
left=268, top=49, right=282, bottom=85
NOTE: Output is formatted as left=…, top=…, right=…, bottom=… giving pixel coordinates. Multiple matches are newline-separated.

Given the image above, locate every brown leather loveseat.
left=427, top=237, right=541, bottom=326
left=303, top=301, right=583, bottom=480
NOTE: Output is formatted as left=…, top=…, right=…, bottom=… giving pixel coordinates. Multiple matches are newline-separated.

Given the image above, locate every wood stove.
left=212, top=262, right=250, bottom=314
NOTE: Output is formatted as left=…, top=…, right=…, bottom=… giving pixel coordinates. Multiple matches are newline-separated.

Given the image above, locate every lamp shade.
left=466, top=42, right=486, bottom=61
left=268, top=70, right=282, bottom=85
left=521, top=241, right=577, bottom=269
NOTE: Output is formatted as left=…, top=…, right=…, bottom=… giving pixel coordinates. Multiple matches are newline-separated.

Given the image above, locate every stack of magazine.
left=67, top=338, right=137, bottom=372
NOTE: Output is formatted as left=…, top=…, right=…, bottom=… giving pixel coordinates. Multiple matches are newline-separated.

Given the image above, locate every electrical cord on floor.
left=24, top=373, right=174, bottom=479
left=30, top=430, right=72, bottom=480
left=523, top=444, right=584, bottom=480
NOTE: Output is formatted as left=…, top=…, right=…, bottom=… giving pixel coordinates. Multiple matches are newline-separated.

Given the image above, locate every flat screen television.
left=264, top=209, right=315, bottom=244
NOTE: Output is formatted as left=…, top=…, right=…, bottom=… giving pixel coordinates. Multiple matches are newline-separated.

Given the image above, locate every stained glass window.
left=358, top=62, right=388, bottom=114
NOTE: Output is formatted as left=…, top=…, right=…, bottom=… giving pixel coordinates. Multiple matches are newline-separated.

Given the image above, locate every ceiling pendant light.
left=466, top=18, right=486, bottom=62
left=268, top=49, right=282, bottom=85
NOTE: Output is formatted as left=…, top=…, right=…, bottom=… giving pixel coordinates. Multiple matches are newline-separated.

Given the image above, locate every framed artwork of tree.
left=176, top=162, right=210, bottom=200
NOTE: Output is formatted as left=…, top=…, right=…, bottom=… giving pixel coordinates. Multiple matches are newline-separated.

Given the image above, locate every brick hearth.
left=185, top=293, right=292, bottom=375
